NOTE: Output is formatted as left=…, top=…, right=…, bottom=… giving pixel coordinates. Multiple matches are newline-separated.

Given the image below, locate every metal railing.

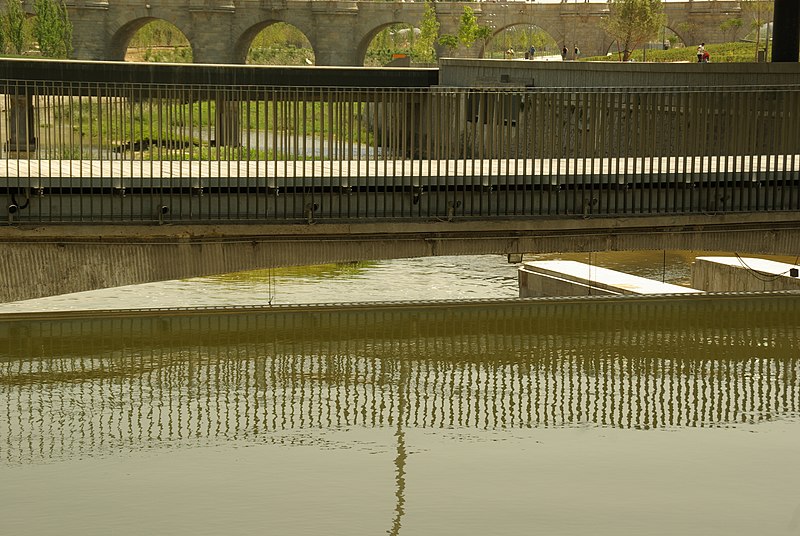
left=2, top=81, right=799, bottom=223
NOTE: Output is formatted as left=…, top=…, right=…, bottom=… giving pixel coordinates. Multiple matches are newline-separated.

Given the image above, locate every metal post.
left=772, top=0, right=800, bottom=62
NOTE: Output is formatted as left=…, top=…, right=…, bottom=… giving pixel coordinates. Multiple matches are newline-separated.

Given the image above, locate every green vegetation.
left=129, top=20, right=187, bottom=48
left=582, top=41, right=765, bottom=63
left=719, top=17, right=744, bottom=43
left=2, top=0, right=27, bottom=55
left=602, top=0, right=665, bottom=62
left=457, top=6, right=479, bottom=49
left=438, top=6, right=491, bottom=57
left=740, top=0, right=774, bottom=61
left=411, top=0, right=439, bottom=64
left=247, top=23, right=313, bottom=65
left=482, top=26, right=557, bottom=59
left=43, top=96, right=374, bottom=160
left=126, top=20, right=191, bottom=62
left=364, top=24, right=415, bottom=67
left=33, top=0, right=71, bottom=58
left=0, top=0, right=72, bottom=57
left=207, top=261, right=376, bottom=284
left=437, top=34, right=458, bottom=56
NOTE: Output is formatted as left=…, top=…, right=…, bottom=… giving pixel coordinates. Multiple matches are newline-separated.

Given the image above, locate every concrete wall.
left=439, top=59, right=800, bottom=88
left=518, top=260, right=699, bottom=297
left=518, top=267, right=616, bottom=298
left=1, top=212, right=798, bottom=302
left=692, top=257, right=800, bottom=292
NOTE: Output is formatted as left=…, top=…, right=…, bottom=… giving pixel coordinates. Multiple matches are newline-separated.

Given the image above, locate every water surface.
left=0, top=253, right=800, bottom=536
left=2, top=296, right=799, bottom=535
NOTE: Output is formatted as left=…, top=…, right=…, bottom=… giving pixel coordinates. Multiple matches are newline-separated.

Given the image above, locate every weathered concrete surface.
left=692, top=256, right=800, bottom=292
left=439, top=59, right=800, bottom=88
left=1, top=212, right=798, bottom=302
left=518, top=260, right=701, bottom=297
left=19, top=1, right=762, bottom=65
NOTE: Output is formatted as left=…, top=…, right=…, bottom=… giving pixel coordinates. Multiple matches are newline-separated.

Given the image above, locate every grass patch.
left=583, top=41, right=767, bottom=63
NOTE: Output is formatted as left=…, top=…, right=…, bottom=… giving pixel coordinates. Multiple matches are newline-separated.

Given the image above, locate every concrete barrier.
left=519, top=260, right=702, bottom=298
left=692, top=256, right=800, bottom=292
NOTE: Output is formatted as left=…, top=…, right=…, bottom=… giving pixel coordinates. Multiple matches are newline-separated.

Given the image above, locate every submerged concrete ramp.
left=519, top=260, right=702, bottom=298
left=692, top=257, right=800, bottom=292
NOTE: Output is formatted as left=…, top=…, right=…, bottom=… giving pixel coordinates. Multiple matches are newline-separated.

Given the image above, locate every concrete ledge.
left=440, top=58, right=800, bottom=88
left=519, top=260, right=700, bottom=297
left=1, top=212, right=798, bottom=302
left=692, top=256, right=800, bottom=292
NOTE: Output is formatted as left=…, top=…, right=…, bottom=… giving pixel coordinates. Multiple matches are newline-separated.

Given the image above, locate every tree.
left=475, top=25, right=492, bottom=56
left=740, top=0, right=773, bottom=62
left=33, top=0, right=72, bottom=58
left=437, top=33, right=458, bottom=56
left=719, top=17, right=744, bottom=43
left=602, top=0, right=665, bottom=62
left=3, top=0, right=28, bottom=55
left=457, top=6, right=479, bottom=49
left=411, top=0, right=439, bottom=64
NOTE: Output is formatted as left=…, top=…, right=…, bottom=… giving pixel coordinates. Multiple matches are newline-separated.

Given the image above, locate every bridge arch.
left=482, top=23, right=559, bottom=59
left=109, top=17, right=193, bottom=62
left=663, top=26, right=689, bottom=49
left=234, top=21, right=316, bottom=65
left=356, top=20, right=419, bottom=66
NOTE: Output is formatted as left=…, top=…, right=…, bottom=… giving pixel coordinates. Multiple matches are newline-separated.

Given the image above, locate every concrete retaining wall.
left=519, top=266, right=616, bottom=298
left=439, top=60, right=800, bottom=88
left=692, top=257, right=800, bottom=292
left=2, top=213, right=798, bottom=302
left=519, top=260, right=700, bottom=298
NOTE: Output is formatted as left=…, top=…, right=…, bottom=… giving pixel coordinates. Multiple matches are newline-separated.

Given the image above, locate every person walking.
left=529, top=45, right=536, bottom=59
left=561, top=46, right=568, bottom=61
left=574, top=45, right=580, bottom=60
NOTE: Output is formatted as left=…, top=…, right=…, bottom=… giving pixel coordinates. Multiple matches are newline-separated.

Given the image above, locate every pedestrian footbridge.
left=1, top=60, right=799, bottom=301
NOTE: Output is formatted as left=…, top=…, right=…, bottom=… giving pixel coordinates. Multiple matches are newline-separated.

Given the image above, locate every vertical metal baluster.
left=712, top=87, right=724, bottom=214
left=548, top=91, right=557, bottom=216
left=561, top=89, right=569, bottom=216
left=77, top=83, right=85, bottom=222
left=636, top=90, right=647, bottom=215
left=578, top=90, right=588, bottom=218
left=791, top=89, right=800, bottom=210
left=529, top=90, right=538, bottom=216
left=591, top=88, right=600, bottom=215
left=749, top=89, right=759, bottom=212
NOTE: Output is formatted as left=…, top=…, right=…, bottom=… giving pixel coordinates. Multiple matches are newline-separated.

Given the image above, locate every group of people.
left=697, top=43, right=711, bottom=63
left=561, top=45, right=580, bottom=60
left=508, top=42, right=712, bottom=63
left=505, top=45, right=580, bottom=60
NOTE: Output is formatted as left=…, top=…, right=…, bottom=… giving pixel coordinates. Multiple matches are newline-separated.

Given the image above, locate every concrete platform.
left=519, top=260, right=702, bottom=297
left=692, top=256, right=800, bottom=292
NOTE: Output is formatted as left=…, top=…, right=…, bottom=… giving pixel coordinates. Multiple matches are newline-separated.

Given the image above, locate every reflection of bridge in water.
left=1, top=294, right=799, bottom=464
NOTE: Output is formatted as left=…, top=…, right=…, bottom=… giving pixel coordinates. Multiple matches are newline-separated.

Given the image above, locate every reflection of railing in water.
left=1, top=295, right=799, bottom=464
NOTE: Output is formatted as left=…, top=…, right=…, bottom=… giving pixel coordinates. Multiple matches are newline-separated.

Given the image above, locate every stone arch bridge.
left=26, top=1, right=763, bottom=65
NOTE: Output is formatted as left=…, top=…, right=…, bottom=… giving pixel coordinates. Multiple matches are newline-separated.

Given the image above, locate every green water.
left=1, top=294, right=799, bottom=535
